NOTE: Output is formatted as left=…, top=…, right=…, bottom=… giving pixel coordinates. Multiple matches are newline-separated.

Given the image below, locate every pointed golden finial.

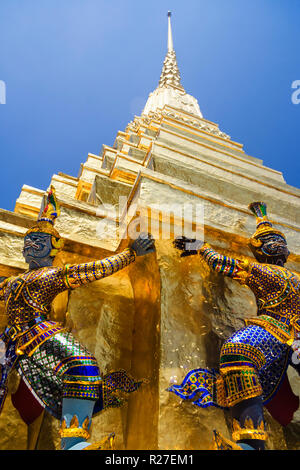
left=167, top=11, right=174, bottom=52
left=142, top=11, right=203, bottom=118
left=158, top=12, right=184, bottom=90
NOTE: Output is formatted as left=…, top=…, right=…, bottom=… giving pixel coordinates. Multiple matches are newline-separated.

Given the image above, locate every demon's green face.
left=23, top=232, right=54, bottom=266
left=255, top=233, right=290, bottom=264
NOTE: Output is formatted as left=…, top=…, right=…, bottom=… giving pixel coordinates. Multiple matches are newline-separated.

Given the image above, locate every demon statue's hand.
left=173, top=236, right=204, bottom=257
left=130, top=233, right=155, bottom=256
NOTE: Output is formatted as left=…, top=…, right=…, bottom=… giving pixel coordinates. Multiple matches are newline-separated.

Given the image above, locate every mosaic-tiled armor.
left=0, top=187, right=154, bottom=450
left=170, top=202, right=300, bottom=450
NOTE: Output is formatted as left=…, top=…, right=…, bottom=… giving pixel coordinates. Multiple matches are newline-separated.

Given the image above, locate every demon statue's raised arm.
left=170, top=202, right=300, bottom=450
left=0, top=186, right=155, bottom=450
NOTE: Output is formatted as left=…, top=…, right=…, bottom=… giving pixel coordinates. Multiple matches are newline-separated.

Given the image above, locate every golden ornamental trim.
left=59, top=415, right=90, bottom=440
left=232, top=418, right=267, bottom=442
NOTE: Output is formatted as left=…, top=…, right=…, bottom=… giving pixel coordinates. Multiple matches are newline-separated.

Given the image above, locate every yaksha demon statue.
left=0, top=186, right=155, bottom=450
left=170, top=202, right=300, bottom=450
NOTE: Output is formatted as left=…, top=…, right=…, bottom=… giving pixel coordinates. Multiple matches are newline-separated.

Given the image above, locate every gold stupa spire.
left=158, top=12, right=184, bottom=90
left=167, top=10, right=174, bottom=52
left=142, top=12, right=202, bottom=118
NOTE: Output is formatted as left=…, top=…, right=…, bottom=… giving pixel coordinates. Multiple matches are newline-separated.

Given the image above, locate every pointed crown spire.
left=158, top=12, right=184, bottom=90
left=25, top=186, right=64, bottom=255
left=248, top=201, right=286, bottom=250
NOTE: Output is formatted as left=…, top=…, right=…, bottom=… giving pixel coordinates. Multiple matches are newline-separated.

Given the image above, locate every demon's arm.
left=173, top=237, right=249, bottom=284
left=63, top=248, right=137, bottom=289
left=198, top=244, right=249, bottom=284
left=61, top=233, right=155, bottom=289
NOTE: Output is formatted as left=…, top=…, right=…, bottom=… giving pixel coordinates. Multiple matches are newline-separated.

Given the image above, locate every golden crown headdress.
left=248, top=201, right=286, bottom=249
left=25, top=186, right=64, bottom=256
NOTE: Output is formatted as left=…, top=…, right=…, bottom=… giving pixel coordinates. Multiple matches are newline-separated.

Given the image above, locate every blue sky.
left=0, top=0, right=299, bottom=212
